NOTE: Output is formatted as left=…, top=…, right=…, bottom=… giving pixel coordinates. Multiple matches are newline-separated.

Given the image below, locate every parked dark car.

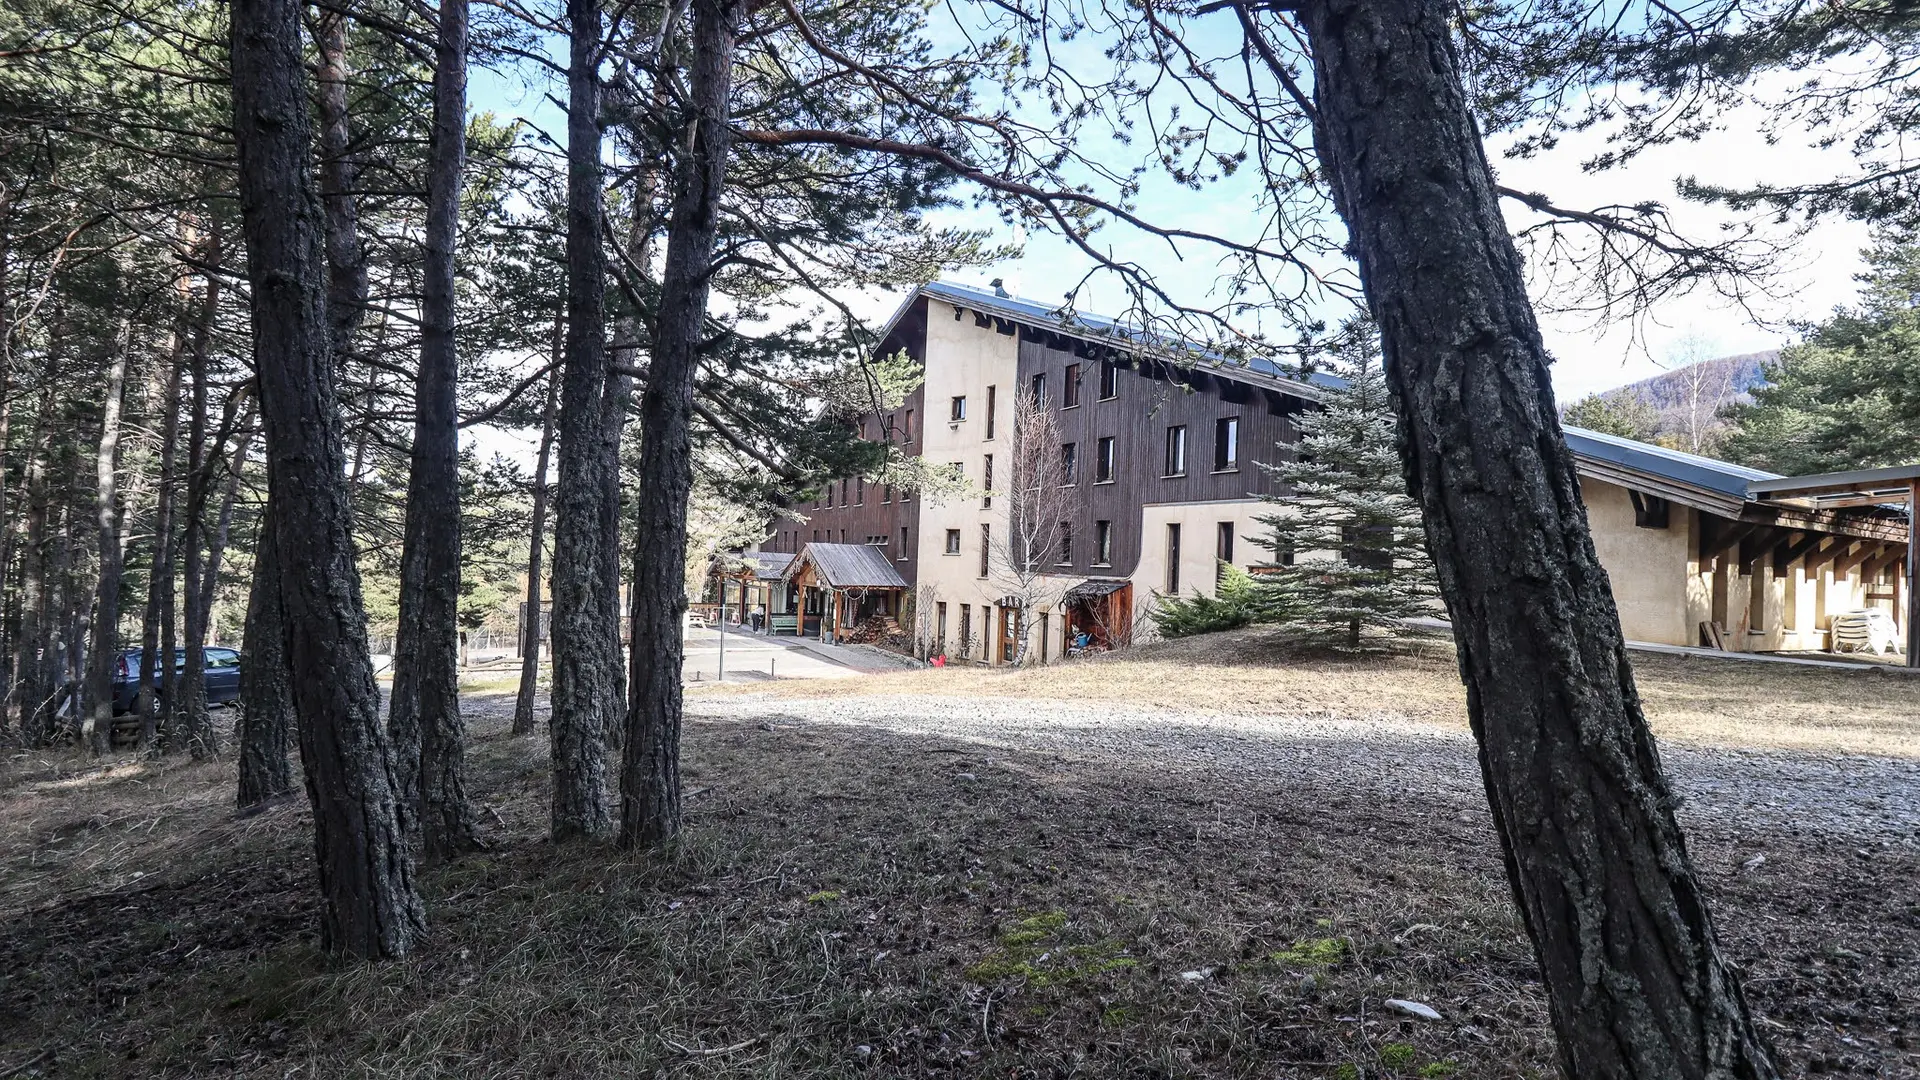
left=110, top=648, right=242, bottom=714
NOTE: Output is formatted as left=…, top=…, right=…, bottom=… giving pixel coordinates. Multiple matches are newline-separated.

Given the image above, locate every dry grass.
left=2, top=637, right=1916, bottom=1079
left=714, top=626, right=1920, bottom=758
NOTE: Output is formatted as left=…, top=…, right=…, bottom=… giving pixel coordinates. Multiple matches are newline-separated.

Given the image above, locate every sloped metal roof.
left=789, top=543, right=907, bottom=589
left=1563, top=425, right=1779, bottom=500
left=1063, top=578, right=1130, bottom=602
left=739, top=551, right=795, bottom=580
left=881, top=280, right=1341, bottom=397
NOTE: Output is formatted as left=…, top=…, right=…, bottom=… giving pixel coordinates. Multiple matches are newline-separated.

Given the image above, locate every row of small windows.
left=947, top=360, right=1125, bottom=434
left=946, top=520, right=1117, bottom=571
left=949, top=419, right=1237, bottom=498
left=813, top=476, right=912, bottom=510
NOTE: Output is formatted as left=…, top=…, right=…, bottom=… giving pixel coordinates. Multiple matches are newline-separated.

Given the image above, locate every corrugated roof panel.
left=792, top=543, right=907, bottom=589
left=1563, top=425, right=1779, bottom=499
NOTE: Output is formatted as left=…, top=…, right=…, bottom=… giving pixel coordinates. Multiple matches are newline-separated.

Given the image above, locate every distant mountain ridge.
left=1602, top=351, right=1776, bottom=410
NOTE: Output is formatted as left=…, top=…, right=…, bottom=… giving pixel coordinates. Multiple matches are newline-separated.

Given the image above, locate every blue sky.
left=464, top=7, right=1876, bottom=465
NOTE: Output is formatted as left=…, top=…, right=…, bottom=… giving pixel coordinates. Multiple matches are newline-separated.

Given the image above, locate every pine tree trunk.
left=620, top=0, right=748, bottom=850
left=236, top=495, right=294, bottom=807
left=513, top=356, right=560, bottom=737
left=138, top=309, right=191, bottom=753
left=195, top=407, right=255, bottom=635
left=547, top=0, right=619, bottom=842
left=1296, top=3, right=1777, bottom=1076
left=13, top=377, right=55, bottom=745
left=315, top=8, right=367, bottom=354
left=178, top=289, right=219, bottom=758
left=391, top=0, right=479, bottom=862
left=83, top=341, right=131, bottom=755
left=230, top=0, right=425, bottom=959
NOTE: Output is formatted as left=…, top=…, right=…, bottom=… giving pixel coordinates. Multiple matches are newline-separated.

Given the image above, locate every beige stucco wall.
left=1129, top=498, right=1274, bottom=641
left=912, top=301, right=1020, bottom=662
left=1579, top=477, right=1696, bottom=646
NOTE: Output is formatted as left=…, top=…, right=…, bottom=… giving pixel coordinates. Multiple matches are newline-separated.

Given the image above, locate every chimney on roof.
left=990, top=277, right=1010, bottom=298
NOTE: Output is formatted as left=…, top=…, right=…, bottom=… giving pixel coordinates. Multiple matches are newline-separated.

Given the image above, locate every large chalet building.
left=742, top=281, right=1914, bottom=666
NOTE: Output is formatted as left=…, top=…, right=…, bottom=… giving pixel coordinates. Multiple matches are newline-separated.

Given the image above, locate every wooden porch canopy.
left=1747, top=465, right=1920, bottom=663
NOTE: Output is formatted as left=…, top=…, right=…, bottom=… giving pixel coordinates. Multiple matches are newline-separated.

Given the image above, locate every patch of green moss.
left=1380, top=1043, right=1417, bottom=1067
left=1418, top=1063, right=1457, bottom=1078
left=1000, top=910, right=1067, bottom=946
left=1334, top=1064, right=1361, bottom=1080
left=1100, top=1005, right=1135, bottom=1027
left=966, top=911, right=1136, bottom=988
left=1269, top=936, right=1346, bottom=967
left=805, top=890, right=842, bottom=903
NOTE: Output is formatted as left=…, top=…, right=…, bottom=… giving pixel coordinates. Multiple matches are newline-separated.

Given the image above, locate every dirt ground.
left=2, top=630, right=1916, bottom=1078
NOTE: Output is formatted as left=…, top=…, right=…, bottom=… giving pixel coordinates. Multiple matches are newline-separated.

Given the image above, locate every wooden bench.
left=770, top=614, right=799, bottom=634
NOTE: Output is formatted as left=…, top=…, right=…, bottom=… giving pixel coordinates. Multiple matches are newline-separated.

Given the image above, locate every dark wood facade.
left=771, top=382, right=927, bottom=587
left=1014, top=330, right=1309, bottom=578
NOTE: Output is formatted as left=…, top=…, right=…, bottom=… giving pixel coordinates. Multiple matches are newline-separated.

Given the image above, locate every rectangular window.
left=1214, top=416, right=1239, bottom=471
left=839, top=529, right=847, bottom=543
left=1057, top=521, right=1073, bottom=564
left=982, top=454, right=993, bottom=508
left=1167, top=523, right=1183, bottom=593
left=812, top=529, right=820, bottom=542
left=1217, top=521, right=1234, bottom=580
left=904, top=408, right=915, bottom=440
left=840, top=479, right=849, bottom=504
left=937, top=602, right=948, bottom=652
left=985, top=385, right=997, bottom=439
left=950, top=395, right=967, bottom=422
left=948, top=461, right=964, bottom=482
left=1031, top=372, right=1047, bottom=407
left=980, top=524, right=991, bottom=578
left=945, top=528, right=962, bottom=554
left=1099, top=359, right=1118, bottom=399
left=1063, top=363, right=1081, bottom=408
left=882, top=484, right=893, bottom=504
left=856, top=477, right=865, bottom=504
left=1165, top=425, right=1187, bottom=476
left=899, top=526, right=909, bottom=558
left=1096, top=436, right=1115, bottom=483
left=1095, top=520, right=1113, bottom=565
left=960, top=605, right=972, bottom=654
left=1061, top=442, right=1078, bottom=484
left=824, top=485, right=834, bottom=508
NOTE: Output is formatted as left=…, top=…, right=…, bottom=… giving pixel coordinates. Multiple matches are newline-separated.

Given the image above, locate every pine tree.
left=1252, top=324, right=1436, bottom=651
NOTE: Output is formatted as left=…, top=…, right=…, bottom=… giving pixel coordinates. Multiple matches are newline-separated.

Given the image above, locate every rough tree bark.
left=177, top=297, right=217, bottom=757
left=390, top=0, right=480, bottom=861
left=82, top=335, right=131, bottom=755
left=12, top=377, right=54, bottom=745
left=236, top=495, right=294, bottom=807
left=315, top=8, right=368, bottom=354
left=1294, top=3, right=1778, bottom=1076
left=230, top=0, right=425, bottom=958
left=512, top=356, right=560, bottom=737
left=619, top=0, right=748, bottom=850
left=547, top=0, right=620, bottom=842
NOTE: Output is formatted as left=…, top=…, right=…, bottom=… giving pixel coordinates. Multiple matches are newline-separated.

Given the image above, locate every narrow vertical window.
left=1063, top=363, right=1081, bottom=407
left=1095, top=520, right=1113, bottom=565
left=980, top=524, right=991, bottom=578
left=899, top=526, right=909, bottom=558
left=950, top=395, right=967, bottom=421
left=1099, top=359, right=1118, bottom=399
left=1030, top=372, right=1047, bottom=407
left=904, top=408, right=914, bottom=439
left=1167, top=523, right=1182, bottom=594
left=1216, top=521, right=1234, bottom=581
left=985, top=385, right=997, bottom=438
left=1096, top=436, right=1115, bottom=482
left=1165, top=425, right=1187, bottom=476
left=1061, top=442, right=1077, bottom=484
left=982, top=454, right=993, bottom=508
left=1214, top=416, right=1239, bottom=471
left=1057, top=521, right=1073, bottom=564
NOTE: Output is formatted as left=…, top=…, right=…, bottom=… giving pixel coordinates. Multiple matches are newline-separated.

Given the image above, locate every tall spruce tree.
left=1252, top=326, right=1436, bottom=650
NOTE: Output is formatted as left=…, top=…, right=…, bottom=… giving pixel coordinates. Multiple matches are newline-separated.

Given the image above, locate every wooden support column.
left=1908, top=481, right=1918, bottom=666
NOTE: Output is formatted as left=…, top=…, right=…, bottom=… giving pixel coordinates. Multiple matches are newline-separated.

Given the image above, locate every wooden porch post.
left=1907, top=481, right=1918, bottom=666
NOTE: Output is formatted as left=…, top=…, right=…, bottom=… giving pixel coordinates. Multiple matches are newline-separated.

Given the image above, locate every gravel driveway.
left=693, top=691, right=1920, bottom=842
